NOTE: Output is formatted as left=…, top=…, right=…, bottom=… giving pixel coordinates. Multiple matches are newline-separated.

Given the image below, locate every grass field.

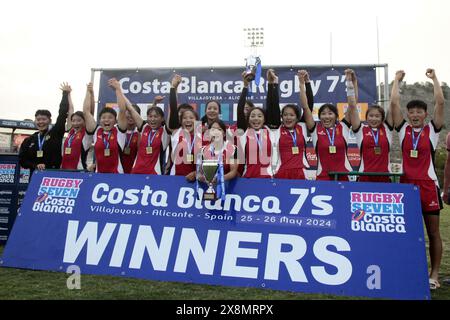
left=1, top=206, right=449, bottom=300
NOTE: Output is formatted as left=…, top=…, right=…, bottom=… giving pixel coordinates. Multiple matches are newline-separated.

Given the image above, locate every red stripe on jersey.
left=132, top=126, right=164, bottom=174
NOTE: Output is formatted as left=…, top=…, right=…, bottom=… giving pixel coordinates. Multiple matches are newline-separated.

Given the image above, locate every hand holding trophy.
left=243, top=27, right=264, bottom=84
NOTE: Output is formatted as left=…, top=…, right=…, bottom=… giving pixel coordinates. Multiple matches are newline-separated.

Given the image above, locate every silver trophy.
left=201, top=159, right=219, bottom=201
left=244, top=55, right=260, bottom=82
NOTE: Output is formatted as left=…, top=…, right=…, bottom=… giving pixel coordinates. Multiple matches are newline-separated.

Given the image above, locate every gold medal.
left=37, top=150, right=43, bottom=158
left=65, top=147, right=72, bottom=155
left=329, top=146, right=336, bottom=154
left=186, top=154, right=194, bottom=163
left=146, top=147, right=153, bottom=154
left=292, top=147, right=299, bottom=155
left=124, top=147, right=131, bottom=155
left=374, top=146, right=381, bottom=155
left=410, top=150, right=418, bottom=158
left=104, top=149, right=111, bottom=157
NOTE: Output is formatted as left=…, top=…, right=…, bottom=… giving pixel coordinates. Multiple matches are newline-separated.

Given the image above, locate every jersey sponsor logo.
left=350, top=192, right=406, bottom=234
left=32, top=177, right=83, bottom=215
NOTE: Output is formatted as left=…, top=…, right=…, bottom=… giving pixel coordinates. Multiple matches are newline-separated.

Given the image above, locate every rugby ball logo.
left=352, top=209, right=365, bottom=221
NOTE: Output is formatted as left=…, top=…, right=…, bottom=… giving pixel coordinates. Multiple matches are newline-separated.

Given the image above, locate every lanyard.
left=412, top=127, right=424, bottom=151
left=66, top=130, right=77, bottom=148
left=103, top=131, right=113, bottom=149
left=325, top=125, right=336, bottom=146
left=209, top=144, right=224, bottom=164
left=289, top=128, right=297, bottom=147
left=254, top=130, right=264, bottom=154
left=125, top=131, right=135, bottom=149
left=187, top=133, right=196, bottom=155
left=147, top=129, right=158, bottom=147
left=38, top=133, right=47, bottom=151
left=370, top=128, right=379, bottom=147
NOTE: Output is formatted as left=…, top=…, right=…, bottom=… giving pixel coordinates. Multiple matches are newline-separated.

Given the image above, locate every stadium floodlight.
left=243, top=27, right=264, bottom=55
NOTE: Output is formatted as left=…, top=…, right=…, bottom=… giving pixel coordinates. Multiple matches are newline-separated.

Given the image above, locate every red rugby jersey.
left=92, top=125, right=126, bottom=173
left=311, top=122, right=352, bottom=181
left=274, top=123, right=309, bottom=180
left=132, top=124, right=169, bottom=175
left=120, top=128, right=139, bottom=174
left=354, top=122, right=393, bottom=181
left=170, top=128, right=202, bottom=176
left=61, top=128, right=92, bottom=170
left=240, top=127, right=273, bottom=178
left=398, top=121, right=440, bottom=184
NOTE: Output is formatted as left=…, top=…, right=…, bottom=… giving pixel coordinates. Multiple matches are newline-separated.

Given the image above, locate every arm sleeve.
left=54, top=92, right=69, bottom=136
left=266, top=83, right=281, bottom=129
left=168, top=87, right=180, bottom=130
left=237, top=87, right=249, bottom=131
left=18, top=137, right=35, bottom=169
left=300, top=82, right=315, bottom=122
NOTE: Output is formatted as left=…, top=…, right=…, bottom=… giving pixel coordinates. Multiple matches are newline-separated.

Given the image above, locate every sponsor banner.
left=1, top=171, right=429, bottom=299
left=97, top=66, right=377, bottom=123
left=0, top=156, right=25, bottom=244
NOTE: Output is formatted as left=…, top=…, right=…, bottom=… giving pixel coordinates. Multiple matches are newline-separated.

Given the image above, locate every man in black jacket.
left=19, top=83, right=71, bottom=175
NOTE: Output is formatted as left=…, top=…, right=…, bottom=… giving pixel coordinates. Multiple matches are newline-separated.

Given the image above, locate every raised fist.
left=395, top=70, right=406, bottom=82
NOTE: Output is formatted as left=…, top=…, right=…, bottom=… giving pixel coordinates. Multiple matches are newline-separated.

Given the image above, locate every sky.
left=0, top=0, right=448, bottom=121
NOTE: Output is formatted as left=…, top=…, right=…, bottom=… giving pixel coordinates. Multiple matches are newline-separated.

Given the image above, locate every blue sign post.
left=1, top=170, right=430, bottom=299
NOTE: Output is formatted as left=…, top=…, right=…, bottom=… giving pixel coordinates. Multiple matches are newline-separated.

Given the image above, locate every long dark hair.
left=246, top=107, right=266, bottom=128
left=201, top=100, right=222, bottom=124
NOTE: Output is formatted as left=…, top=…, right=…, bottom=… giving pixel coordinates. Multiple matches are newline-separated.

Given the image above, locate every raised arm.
left=390, top=70, right=406, bottom=128
left=89, top=84, right=95, bottom=115
left=345, top=69, right=360, bottom=130
left=237, top=71, right=250, bottom=131
left=108, top=78, right=128, bottom=131
left=299, top=73, right=315, bottom=122
left=54, top=82, right=70, bottom=136
left=168, top=74, right=182, bottom=130
left=150, top=95, right=165, bottom=109
left=83, top=83, right=97, bottom=133
left=65, top=84, right=74, bottom=131
left=266, top=69, right=281, bottom=129
left=299, top=70, right=315, bottom=131
left=426, top=69, right=445, bottom=130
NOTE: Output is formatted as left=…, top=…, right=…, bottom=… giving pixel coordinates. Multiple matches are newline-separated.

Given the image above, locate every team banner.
left=0, top=155, right=30, bottom=244
left=97, top=66, right=377, bottom=123
left=1, top=170, right=429, bottom=299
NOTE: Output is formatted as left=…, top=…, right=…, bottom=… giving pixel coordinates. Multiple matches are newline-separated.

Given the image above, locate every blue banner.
left=0, top=155, right=29, bottom=244
left=97, top=66, right=377, bottom=123
left=1, top=170, right=429, bottom=300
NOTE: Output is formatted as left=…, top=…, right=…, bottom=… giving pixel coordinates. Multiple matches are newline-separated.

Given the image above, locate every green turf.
left=1, top=206, right=449, bottom=300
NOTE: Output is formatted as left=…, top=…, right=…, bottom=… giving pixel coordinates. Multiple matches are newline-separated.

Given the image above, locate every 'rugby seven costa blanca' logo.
left=32, top=177, right=83, bottom=214
left=350, top=192, right=406, bottom=234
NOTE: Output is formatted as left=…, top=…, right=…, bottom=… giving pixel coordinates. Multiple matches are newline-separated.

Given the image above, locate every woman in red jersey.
left=390, top=68, right=445, bottom=290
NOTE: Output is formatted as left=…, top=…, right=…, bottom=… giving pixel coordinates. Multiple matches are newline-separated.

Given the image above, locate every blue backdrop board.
left=97, top=66, right=377, bottom=124
left=0, top=154, right=29, bottom=244
left=1, top=171, right=429, bottom=299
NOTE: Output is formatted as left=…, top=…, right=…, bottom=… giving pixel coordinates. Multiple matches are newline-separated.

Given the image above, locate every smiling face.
left=366, top=108, right=384, bottom=129
left=147, top=110, right=164, bottom=130
left=209, top=122, right=225, bottom=143
left=407, top=107, right=427, bottom=128
left=100, top=112, right=117, bottom=131
left=34, top=115, right=51, bottom=132
left=282, top=107, right=298, bottom=130
left=319, top=107, right=337, bottom=128
left=248, top=108, right=265, bottom=130
left=125, top=110, right=136, bottom=128
left=71, top=114, right=85, bottom=131
left=206, top=101, right=220, bottom=122
left=181, top=110, right=197, bottom=133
